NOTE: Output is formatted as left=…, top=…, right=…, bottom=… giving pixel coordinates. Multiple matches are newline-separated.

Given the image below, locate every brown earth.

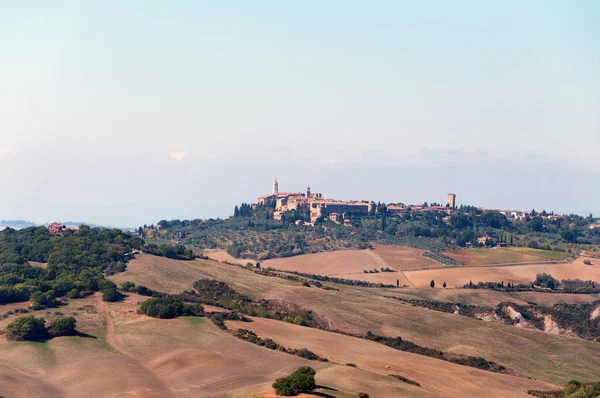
left=372, top=244, right=442, bottom=270
left=108, top=254, right=600, bottom=385
left=226, top=317, right=558, bottom=398
left=404, top=257, right=600, bottom=289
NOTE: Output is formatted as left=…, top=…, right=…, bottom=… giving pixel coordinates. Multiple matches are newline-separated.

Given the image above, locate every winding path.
left=93, top=293, right=135, bottom=358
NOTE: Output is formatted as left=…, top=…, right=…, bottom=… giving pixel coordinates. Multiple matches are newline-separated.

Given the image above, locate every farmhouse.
left=48, top=222, right=67, bottom=235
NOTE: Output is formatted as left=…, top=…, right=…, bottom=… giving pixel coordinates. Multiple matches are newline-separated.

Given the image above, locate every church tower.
left=273, top=177, right=279, bottom=196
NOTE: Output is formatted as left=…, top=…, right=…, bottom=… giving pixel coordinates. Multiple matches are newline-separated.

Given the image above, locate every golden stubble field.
left=404, top=256, right=600, bottom=288
left=226, top=317, right=558, bottom=398
left=109, top=254, right=600, bottom=386
left=0, top=294, right=327, bottom=398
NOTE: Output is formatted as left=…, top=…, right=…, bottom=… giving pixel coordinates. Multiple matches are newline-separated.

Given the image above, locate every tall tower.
left=447, top=193, right=456, bottom=208
left=273, top=177, right=279, bottom=196
left=306, top=185, right=311, bottom=198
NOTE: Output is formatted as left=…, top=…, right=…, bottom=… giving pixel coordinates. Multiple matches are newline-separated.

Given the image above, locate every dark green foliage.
left=363, top=331, right=506, bottom=373
left=102, top=288, right=123, bottom=302
left=358, top=393, right=370, bottom=398
left=48, top=316, right=77, bottom=337
left=279, top=270, right=397, bottom=288
left=388, top=374, right=421, bottom=387
left=364, top=332, right=444, bottom=359
left=496, top=302, right=545, bottom=330
left=394, top=298, right=486, bottom=318
left=528, top=380, right=600, bottom=398
left=143, top=243, right=195, bottom=260
left=119, top=281, right=155, bottom=296
left=534, top=273, right=559, bottom=289
left=430, top=280, right=435, bottom=288
left=423, top=251, right=463, bottom=265
left=273, top=366, right=317, bottom=396
left=465, top=273, right=600, bottom=294
left=235, top=329, right=326, bottom=361
left=0, top=226, right=144, bottom=306
left=192, top=279, right=317, bottom=327
left=209, top=311, right=250, bottom=330
left=138, top=297, right=204, bottom=319
left=119, top=281, right=136, bottom=292
left=396, top=296, right=600, bottom=341
left=5, top=316, right=48, bottom=341
left=29, top=291, right=59, bottom=310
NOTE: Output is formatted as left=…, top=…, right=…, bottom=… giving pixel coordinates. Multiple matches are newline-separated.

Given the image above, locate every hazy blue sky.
left=1, top=1, right=599, bottom=226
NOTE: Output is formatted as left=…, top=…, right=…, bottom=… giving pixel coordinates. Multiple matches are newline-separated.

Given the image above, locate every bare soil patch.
left=372, top=244, right=441, bottom=271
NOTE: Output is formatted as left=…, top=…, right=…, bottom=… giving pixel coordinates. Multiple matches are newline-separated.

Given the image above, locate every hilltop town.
left=258, top=177, right=562, bottom=226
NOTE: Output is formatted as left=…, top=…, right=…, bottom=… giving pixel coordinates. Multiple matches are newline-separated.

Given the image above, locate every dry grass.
left=385, top=287, right=600, bottom=308
left=204, top=249, right=250, bottom=265
left=262, top=249, right=414, bottom=286
left=263, top=249, right=382, bottom=276
left=109, top=254, right=600, bottom=386
left=372, top=244, right=442, bottom=270
left=227, top=317, right=558, bottom=398
left=444, top=248, right=569, bottom=266
left=404, top=257, right=600, bottom=289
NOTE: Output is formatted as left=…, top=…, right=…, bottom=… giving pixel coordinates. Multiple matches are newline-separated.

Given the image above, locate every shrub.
left=5, top=316, right=48, bottom=341
left=584, top=259, right=593, bottom=265
left=119, top=281, right=136, bottom=292
left=30, top=291, right=59, bottom=310
left=48, top=316, right=77, bottom=337
left=273, top=366, right=317, bottom=396
left=102, top=288, right=123, bottom=302
left=430, top=280, right=435, bottom=288
left=358, top=393, right=370, bottom=398
left=138, top=297, right=203, bottom=319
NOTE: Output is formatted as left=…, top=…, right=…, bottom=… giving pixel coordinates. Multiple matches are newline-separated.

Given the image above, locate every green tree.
left=102, top=288, right=122, bottom=302
left=5, top=316, right=48, bottom=341
left=48, top=316, right=77, bottom=337
left=442, top=282, right=447, bottom=288
left=273, top=366, right=317, bottom=396
left=430, top=280, right=435, bottom=288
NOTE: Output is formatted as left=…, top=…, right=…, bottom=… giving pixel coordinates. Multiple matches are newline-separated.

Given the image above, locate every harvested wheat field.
left=111, top=254, right=600, bottom=385
left=263, top=249, right=386, bottom=276
left=444, top=248, right=570, bottom=266
left=204, top=249, right=250, bottom=265
left=404, top=257, right=600, bottom=289
left=386, top=286, right=600, bottom=308
left=226, top=317, right=558, bottom=398
left=1, top=291, right=444, bottom=397
left=262, top=249, right=413, bottom=286
left=0, top=294, right=317, bottom=397
left=371, top=244, right=442, bottom=270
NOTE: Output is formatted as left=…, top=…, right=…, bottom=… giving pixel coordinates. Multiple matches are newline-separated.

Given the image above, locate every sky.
left=1, top=1, right=599, bottom=227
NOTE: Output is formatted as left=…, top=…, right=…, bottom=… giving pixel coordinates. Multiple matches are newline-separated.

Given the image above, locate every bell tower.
left=273, top=177, right=279, bottom=196
left=306, top=185, right=311, bottom=198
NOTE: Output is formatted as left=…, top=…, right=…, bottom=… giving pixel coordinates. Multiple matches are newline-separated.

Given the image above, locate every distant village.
left=256, top=178, right=577, bottom=227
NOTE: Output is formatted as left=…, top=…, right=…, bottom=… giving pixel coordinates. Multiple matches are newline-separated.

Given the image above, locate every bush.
left=273, top=366, right=317, bottom=396
left=119, top=281, right=136, bottom=292
left=102, top=288, right=123, bottom=302
left=30, top=291, right=59, bottom=310
left=584, top=259, right=593, bottom=265
left=138, top=297, right=203, bottom=319
left=358, top=393, right=370, bottom=398
left=48, top=316, right=77, bottom=337
left=5, top=316, right=48, bottom=341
